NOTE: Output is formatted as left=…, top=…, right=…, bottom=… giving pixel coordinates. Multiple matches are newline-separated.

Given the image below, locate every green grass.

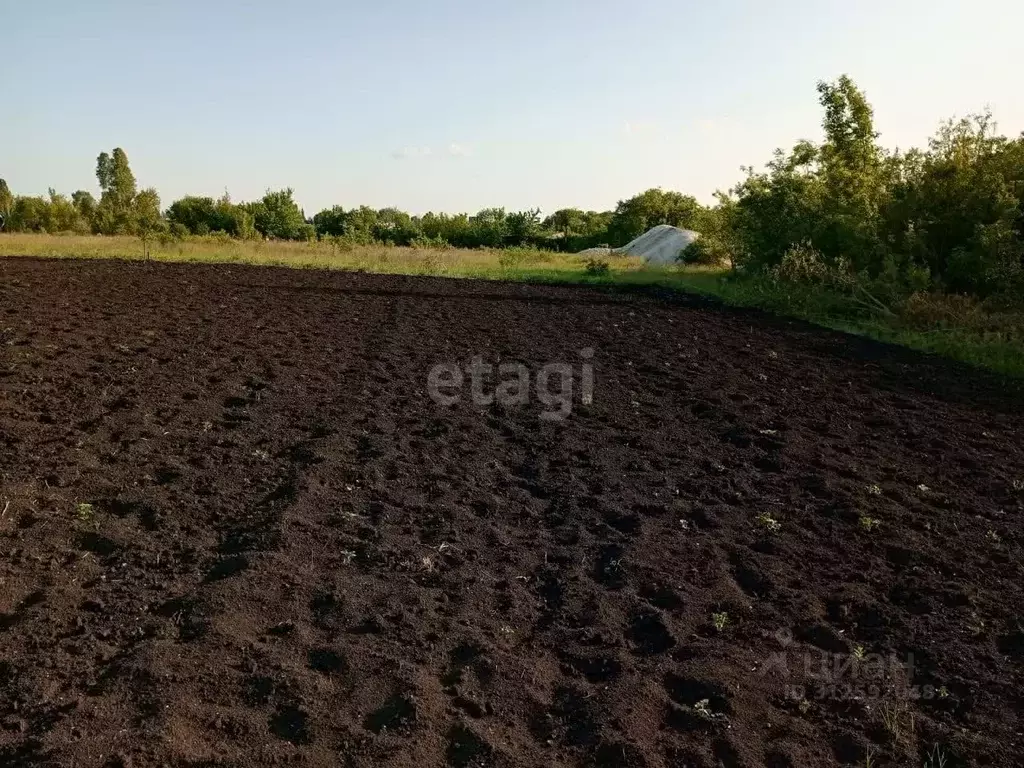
left=3, top=232, right=1023, bottom=378
left=671, top=274, right=1024, bottom=378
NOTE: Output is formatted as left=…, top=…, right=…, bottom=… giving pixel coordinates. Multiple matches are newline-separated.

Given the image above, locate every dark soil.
left=1, top=257, right=1023, bottom=768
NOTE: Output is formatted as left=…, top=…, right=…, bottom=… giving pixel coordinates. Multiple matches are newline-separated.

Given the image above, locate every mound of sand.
left=614, top=224, right=699, bottom=265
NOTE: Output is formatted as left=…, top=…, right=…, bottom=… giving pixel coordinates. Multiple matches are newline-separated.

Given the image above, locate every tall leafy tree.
left=312, top=205, right=348, bottom=237
left=248, top=188, right=310, bottom=239
left=506, top=209, right=542, bottom=246
left=95, top=148, right=138, bottom=234
left=814, top=75, right=885, bottom=271
left=470, top=208, right=508, bottom=247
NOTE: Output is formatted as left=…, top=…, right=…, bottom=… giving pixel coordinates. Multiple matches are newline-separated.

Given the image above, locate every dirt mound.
left=614, top=224, right=699, bottom=264
left=1, top=258, right=1022, bottom=767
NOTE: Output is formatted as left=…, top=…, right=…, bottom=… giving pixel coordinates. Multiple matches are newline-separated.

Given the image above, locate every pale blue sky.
left=5, top=0, right=1022, bottom=215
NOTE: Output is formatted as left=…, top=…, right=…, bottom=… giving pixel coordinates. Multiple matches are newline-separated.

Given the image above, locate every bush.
left=584, top=258, right=611, bottom=276
left=157, top=223, right=188, bottom=247
left=411, top=235, right=451, bottom=250
left=680, top=235, right=730, bottom=266
left=498, top=247, right=555, bottom=269
left=770, top=243, right=851, bottom=288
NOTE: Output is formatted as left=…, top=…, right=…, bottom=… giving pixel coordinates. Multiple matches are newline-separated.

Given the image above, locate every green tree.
left=728, top=142, right=825, bottom=270
left=95, top=148, right=138, bottom=234
left=167, top=195, right=218, bottom=234
left=71, top=190, right=97, bottom=231
left=214, top=193, right=256, bottom=239
left=607, top=189, right=706, bottom=246
left=9, top=196, right=50, bottom=231
left=44, top=189, right=83, bottom=232
left=544, top=208, right=586, bottom=239
left=312, top=205, right=348, bottom=237
left=814, top=75, right=886, bottom=271
left=469, top=208, right=508, bottom=247
left=133, top=187, right=165, bottom=257
left=418, top=212, right=471, bottom=247
left=373, top=207, right=419, bottom=245
left=0, top=179, right=13, bottom=224
left=506, top=208, right=542, bottom=246
left=896, top=114, right=1023, bottom=293
left=342, top=206, right=380, bottom=244
left=248, top=188, right=309, bottom=239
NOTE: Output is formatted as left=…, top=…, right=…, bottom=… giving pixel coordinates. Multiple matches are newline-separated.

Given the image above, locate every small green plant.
left=852, top=644, right=867, bottom=660
left=1012, top=479, right=1024, bottom=492
left=987, top=529, right=1002, bottom=544
left=691, top=698, right=727, bottom=722
left=755, top=511, right=781, bottom=532
left=859, top=514, right=881, bottom=531
left=711, top=612, right=729, bottom=632
left=584, top=257, right=611, bottom=277
left=866, top=483, right=882, bottom=495
left=75, top=502, right=96, bottom=524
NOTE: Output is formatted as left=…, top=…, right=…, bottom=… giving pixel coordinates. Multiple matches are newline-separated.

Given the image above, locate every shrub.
left=680, top=235, right=730, bottom=266
left=411, top=235, right=451, bottom=250
left=770, top=243, right=853, bottom=290
left=584, top=258, right=611, bottom=277
left=161, top=222, right=188, bottom=243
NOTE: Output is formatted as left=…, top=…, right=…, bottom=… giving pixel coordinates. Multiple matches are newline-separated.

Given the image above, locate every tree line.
left=0, top=155, right=713, bottom=253
left=1, top=75, right=1022, bottom=298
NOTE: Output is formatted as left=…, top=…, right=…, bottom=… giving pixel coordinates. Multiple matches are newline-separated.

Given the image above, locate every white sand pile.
left=613, top=224, right=699, bottom=265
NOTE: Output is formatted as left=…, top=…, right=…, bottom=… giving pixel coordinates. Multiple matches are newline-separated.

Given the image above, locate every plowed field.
left=1, top=258, right=1022, bottom=767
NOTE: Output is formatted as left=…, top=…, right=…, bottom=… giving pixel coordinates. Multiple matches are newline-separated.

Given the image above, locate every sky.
left=5, top=0, right=1023, bottom=216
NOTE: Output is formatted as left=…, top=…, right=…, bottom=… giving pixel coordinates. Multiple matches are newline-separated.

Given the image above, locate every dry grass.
left=880, top=698, right=916, bottom=749
left=0, top=232, right=652, bottom=280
